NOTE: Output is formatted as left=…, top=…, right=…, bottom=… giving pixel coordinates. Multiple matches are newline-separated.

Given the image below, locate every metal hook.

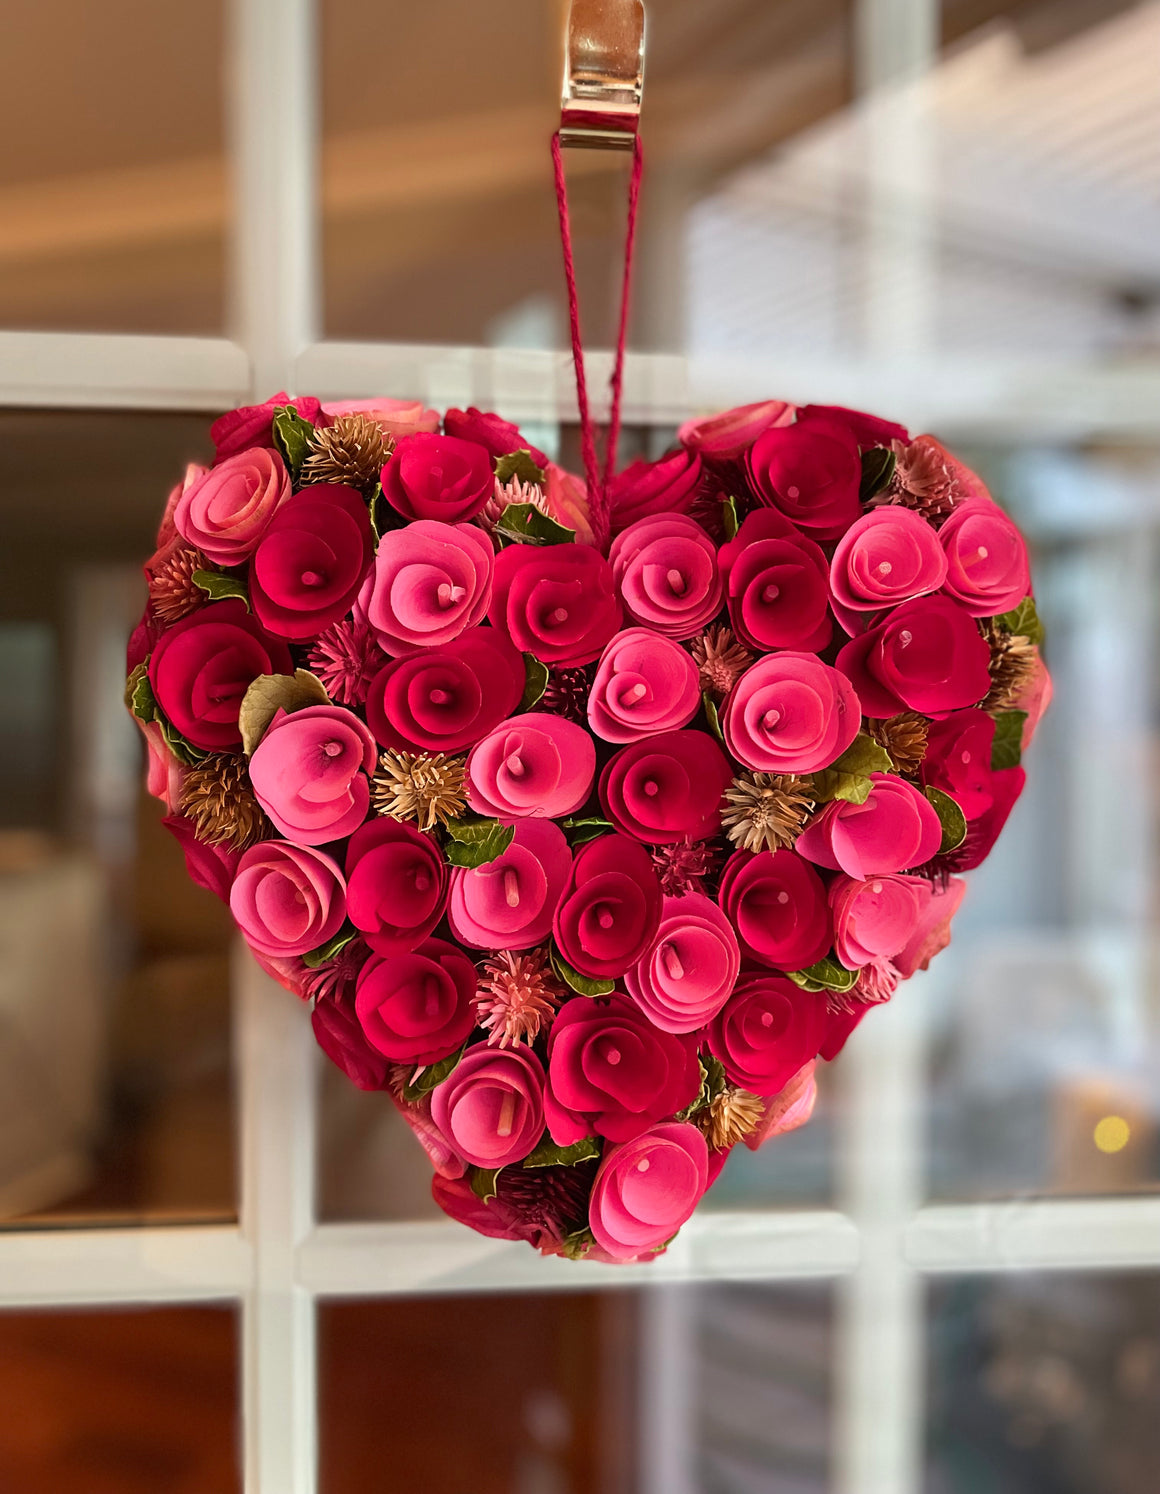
left=560, top=0, right=646, bottom=152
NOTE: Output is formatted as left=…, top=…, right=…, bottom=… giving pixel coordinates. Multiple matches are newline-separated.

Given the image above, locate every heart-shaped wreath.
left=126, top=392, right=1049, bottom=1262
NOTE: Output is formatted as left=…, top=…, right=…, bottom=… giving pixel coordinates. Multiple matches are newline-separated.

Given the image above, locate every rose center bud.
left=595, top=903, right=615, bottom=930
left=429, top=688, right=451, bottom=705
left=877, top=561, right=893, bottom=576
left=760, top=1010, right=774, bottom=1028
left=898, top=629, right=913, bottom=647
left=977, top=545, right=989, bottom=559
left=294, top=889, right=307, bottom=906
left=496, top=1089, right=516, bottom=1138
left=504, top=751, right=525, bottom=778
left=503, top=869, right=521, bottom=909
left=961, top=750, right=971, bottom=764
left=605, top=1046, right=621, bottom=1066
left=762, top=582, right=780, bottom=603
left=300, top=570, right=325, bottom=588
left=549, top=607, right=569, bottom=626
left=787, top=485, right=801, bottom=499
left=871, top=881, right=883, bottom=894
left=436, top=582, right=467, bottom=609
left=642, top=779, right=660, bottom=797
left=430, top=465, right=444, bottom=483
left=423, top=975, right=443, bottom=1017
left=777, top=890, right=789, bottom=905
left=666, top=568, right=686, bottom=596
left=413, top=870, right=430, bottom=894
left=636, top=1157, right=650, bottom=1172
left=321, top=740, right=343, bottom=759
left=624, top=682, right=649, bottom=704
left=762, top=709, right=782, bottom=730
left=661, top=943, right=685, bottom=981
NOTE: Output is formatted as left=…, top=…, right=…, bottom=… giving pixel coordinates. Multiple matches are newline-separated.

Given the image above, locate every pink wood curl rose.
left=127, top=392, right=1049, bottom=1263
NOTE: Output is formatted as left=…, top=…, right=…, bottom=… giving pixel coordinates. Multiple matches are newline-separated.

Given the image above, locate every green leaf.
left=192, top=569, right=250, bottom=608
left=559, top=816, right=615, bottom=848
left=721, top=494, right=740, bottom=540
left=401, top=1044, right=466, bottom=1103
left=991, top=596, right=1044, bottom=648
left=272, top=405, right=315, bottom=480
left=520, top=653, right=549, bottom=711
left=126, top=662, right=157, bottom=723
left=923, top=786, right=968, bottom=854
left=494, top=502, right=576, bottom=547
left=444, top=817, right=515, bottom=869
left=469, top=1166, right=501, bottom=1202
left=990, top=710, right=1028, bottom=771
left=561, top=1226, right=596, bottom=1260
left=550, top=945, right=615, bottom=997
left=494, top=449, right=547, bottom=487
left=702, top=691, right=724, bottom=743
left=238, top=669, right=331, bottom=755
left=809, top=769, right=873, bottom=805
left=675, top=1054, right=727, bottom=1121
left=859, top=447, right=897, bottom=501
left=522, top=1135, right=600, bottom=1169
left=300, top=925, right=357, bottom=970
left=157, top=717, right=207, bottom=767
left=830, top=733, right=893, bottom=776
left=788, top=955, right=858, bottom=994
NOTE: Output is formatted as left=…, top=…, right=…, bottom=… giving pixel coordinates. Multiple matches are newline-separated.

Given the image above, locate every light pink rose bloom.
left=894, top=876, right=967, bottom=977
left=366, top=520, right=492, bottom=655
left=543, top=461, right=597, bottom=547
left=609, top=514, right=723, bottom=640
left=230, top=841, right=346, bottom=958
left=830, top=507, right=947, bottom=612
left=624, top=893, right=741, bottom=1033
left=797, top=773, right=942, bottom=879
left=395, top=1094, right=467, bottom=1180
left=587, top=629, right=701, bottom=744
left=448, top=818, right=572, bottom=950
left=829, top=872, right=933, bottom=968
left=174, top=446, right=291, bottom=565
left=678, top=400, right=794, bottom=459
left=939, top=500, right=1031, bottom=617
left=430, top=1046, right=546, bottom=1170
left=588, top=1121, right=709, bottom=1262
left=249, top=704, right=377, bottom=845
left=137, top=716, right=184, bottom=811
left=722, top=652, right=861, bottom=774
left=321, top=397, right=440, bottom=439
left=742, top=1061, right=818, bottom=1151
left=466, top=712, right=595, bottom=820
left=1013, top=651, right=1053, bottom=750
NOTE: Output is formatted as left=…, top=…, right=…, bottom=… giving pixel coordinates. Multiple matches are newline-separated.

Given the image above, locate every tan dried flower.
left=722, top=771, right=815, bottom=854
left=983, top=625, right=1037, bottom=713
left=695, top=1086, right=764, bottom=1150
left=372, top=750, right=467, bottom=831
left=149, top=546, right=208, bottom=624
left=869, top=712, right=930, bottom=776
left=177, top=754, right=269, bottom=850
left=301, top=413, right=393, bottom=492
left=475, top=947, right=564, bottom=1049
left=691, top=625, right=753, bottom=700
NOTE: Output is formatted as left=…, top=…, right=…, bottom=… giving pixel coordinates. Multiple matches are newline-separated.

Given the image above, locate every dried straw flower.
left=650, top=838, right=722, bottom=897
left=539, top=665, right=593, bottom=723
left=177, top=754, right=269, bottom=850
left=149, top=546, right=208, bottom=624
left=475, top=947, right=564, bottom=1049
left=983, top=624, right=1037, bottom=713
left=372, top=750, right=467, bottom=831
left=722, top=771, right=815, bottom=854
left=852, top=957, right=900, bottom=1006
left=301, top=413, right=393, bottom=492
left=694, top=1086, right=764, bottom=1150
left=692, top=625, right=753, bottom=700
left=869, top=712, right=929, bottom=776
left=306, top=614, right=388, bottom=707
left=869, top=436, right=958, bottom=524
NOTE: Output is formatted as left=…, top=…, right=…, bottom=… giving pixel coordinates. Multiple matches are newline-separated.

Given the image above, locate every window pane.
left=926, top=1273, right=1160, bottom=1494
left=0, top=411, right=235, bottom=1226
left=0, top=1, right=227, bottom=334
left=0, top=1305, right=239, bottom=1493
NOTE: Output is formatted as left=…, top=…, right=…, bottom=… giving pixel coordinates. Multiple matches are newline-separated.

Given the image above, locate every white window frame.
left=2, top=2, right=1160, bottom=1491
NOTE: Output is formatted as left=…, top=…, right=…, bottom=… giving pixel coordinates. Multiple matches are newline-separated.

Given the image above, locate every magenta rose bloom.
left=599, top=730, right=732, bottom=845
left=717, top=849, right=831, bottom=971
left=355, top=937, right=477, bottom=1064
left=365, top=626, right=525, bottom=753
left=443, top=406, right=549, bottom=467
left=544, top=994, right=700, bottom=1145
left=466, top=712, right=595, bottom=820
left=311, top=993, right=391, bottom=1092
left=829, top=507, right=947, bottom=612
left=608, top=513, right=722, bottom=639
left=162, top=815, right=239, bottom=903
left=745, top=419, right=862, bottom=539
left=743, top=1062, right=818, bottom=1152
left=624, top=893, right=740, bottom=1033
left=678, top=400, right=794, bottom=459
left=607, top=451, right=703, bottom=534
left=175, top=446, right=291, bottom=565
left=250, top=484, right=374, bottom=641
left=836, top=595, right=992, bottom=718
left=249, top=704, right=377, bottom=845
left=382, top=432, right=493, bottom=524
left=489, top=543, right=622, bottom=667
left=718, top=508, right=832, bottom=652
left=448, top=818, right=571, bottom=950
left=344, top=818, right=449, bottom=955
left=796, top=403, right=909, bottom=449
left=797, top=772, right=942, bottom=878
left=944, top=765, right=1025, bottom=873
left=230, top=841, right=346, bottom=959
left=209, top=392, right=324, bottom=464
left=588, top=630, right=701, bottom=744
left=920, top=709, right=995, bottom=820
left=938, top=499, right=1031, bottom=617
left=830, top=873, right=933, bottom=968
left=722, top=653, right=860, bottom=774
left=148, top=600, right=292, bottom=751
left=708, top=975, right=829, bottom=1094
left=589, top=1121, right=709, bottom=1262
left=553, top=833, right=662, bottom=979
left=366, top=520, right=492, bottom=654
left=895, top=876, right=967, bottom=977
left=431, top=1047, right=546, bottom=1170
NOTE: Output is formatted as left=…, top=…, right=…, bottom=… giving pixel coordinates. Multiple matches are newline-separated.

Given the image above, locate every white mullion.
left=907, top=1197, right=1160, bottom=1273
left=0, top=330, right=249, bottom=410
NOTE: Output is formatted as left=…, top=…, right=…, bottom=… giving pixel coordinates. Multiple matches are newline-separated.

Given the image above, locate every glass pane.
left=319, top=1284, right=832, bottom=1493
left=0, top=1, right=226, bottom=334
left=926, top=1272, right=1160, bottom=1494
left=0, top=1305, right=239, bottom=1493
left=925, top=440, right=1160, bottom=1201
left=0, top=410, right=236, bottom=1226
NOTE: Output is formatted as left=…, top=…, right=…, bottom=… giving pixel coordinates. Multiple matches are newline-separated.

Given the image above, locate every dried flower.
left=870, top=437, right=957, bottom=524
left=869, top=711, right=929, bottom=776
left=853, top=957, right=899, bottom=1005
left=983, top=624, right=1037, bottom=713
left=479, top=475, right=548, bottom=534
left=306, top=614, right=389, bottom=707
left=372, top=749, right=467, bottom=831
left=177, top=753, right=269, bottom=850
left=494, top=1158, right=598, bottom=1243
left=722, top=771, right=815, bottom=853
left=539, top=664, right=594, bottom=723
left=692, top=625, right=753, bottom=699
left=149, top=546, right=208, bottom=624
left=650, top=838, right=722, bottom=897
left=475, top=947, right=564, bottom=1049
left=301, top=413, right=393, bottom=492
left=302, top=938, right=369, bottom=1006
left=694, top=1086, right=764, bottom=1150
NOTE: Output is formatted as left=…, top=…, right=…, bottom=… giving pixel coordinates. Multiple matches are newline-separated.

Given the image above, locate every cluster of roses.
left=127, top=388, right=1049, bottom=1263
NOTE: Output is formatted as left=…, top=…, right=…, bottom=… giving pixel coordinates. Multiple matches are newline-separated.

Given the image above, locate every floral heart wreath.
left=126, top=391, right=1049, bottom=1263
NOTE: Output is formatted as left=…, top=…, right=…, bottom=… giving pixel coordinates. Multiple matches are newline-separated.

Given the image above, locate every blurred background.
left=1, top=1, right=1159, bottom=1491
